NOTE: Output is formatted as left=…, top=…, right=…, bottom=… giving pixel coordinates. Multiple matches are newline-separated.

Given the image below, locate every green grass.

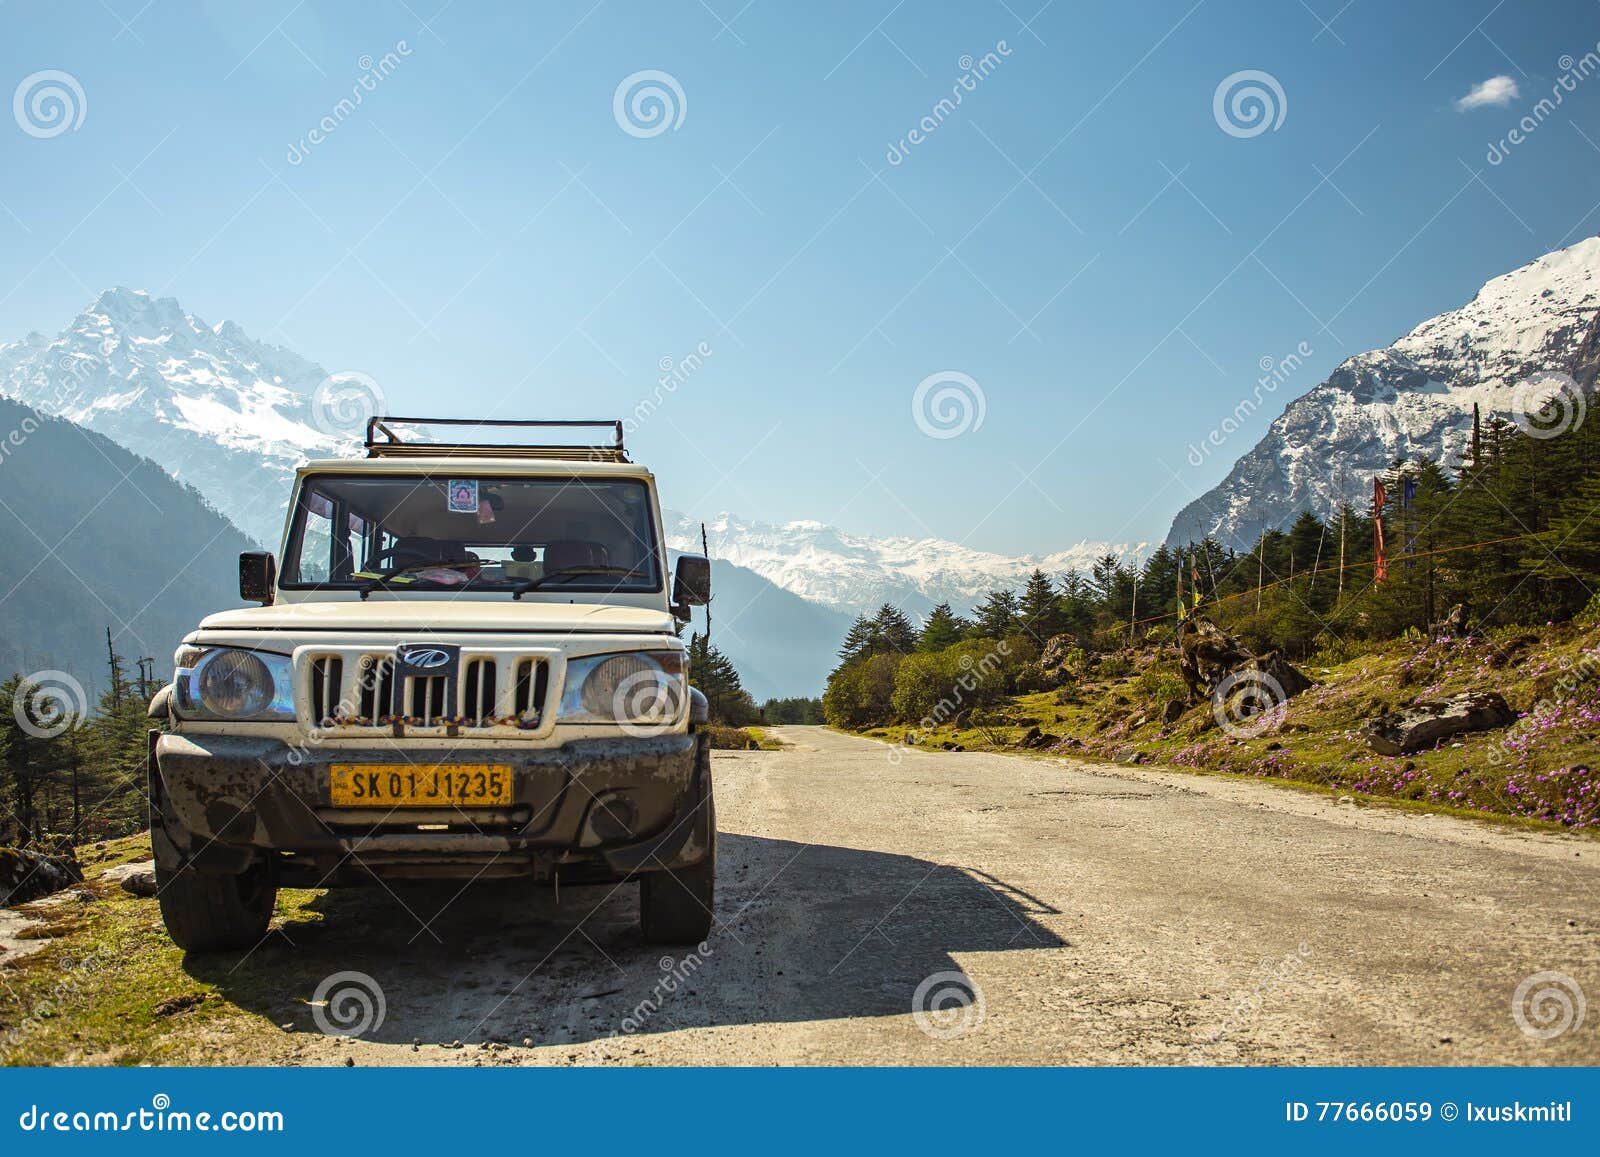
left=0, top=833, right=338, bottom=1065
left=856, top=622, right=1600, bottom=835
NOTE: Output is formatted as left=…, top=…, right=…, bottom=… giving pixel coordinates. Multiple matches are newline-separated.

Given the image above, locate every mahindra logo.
left=398, top=646, right=452, bottom=670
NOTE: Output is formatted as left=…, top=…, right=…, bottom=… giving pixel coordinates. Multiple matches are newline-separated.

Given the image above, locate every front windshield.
left=281, top=474, right=662, bottom=593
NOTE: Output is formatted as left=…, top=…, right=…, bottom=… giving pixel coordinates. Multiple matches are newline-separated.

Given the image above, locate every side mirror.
left=240, top=551, right=277, bottom=605
left=672, top=554, right=711, bottom=609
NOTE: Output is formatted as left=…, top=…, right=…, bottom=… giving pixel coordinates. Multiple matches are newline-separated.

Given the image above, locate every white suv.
left=148, top=418, right=714, bottom=951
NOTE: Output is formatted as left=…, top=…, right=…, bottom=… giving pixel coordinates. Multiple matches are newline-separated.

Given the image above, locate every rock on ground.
left=103, top=859, right=159, bottom=897
left=0, top=847, right=84, bottom=907
left=1364, top=691, right=1515, bottom=756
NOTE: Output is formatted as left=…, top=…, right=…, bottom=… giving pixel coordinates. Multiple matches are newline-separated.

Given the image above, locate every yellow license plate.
left=329, top=764, right=514, bottom=807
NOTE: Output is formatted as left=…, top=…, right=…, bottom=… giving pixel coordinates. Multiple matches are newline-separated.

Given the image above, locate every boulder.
left=1014, top=725, right=1058, bottom=750
left=1159, top=699, right=1186, bottom=725
left=1177, top=617, right=1311, bottom=707
left=104, top=859, right=159, bottom=897
left=0, top=847, right=84, bottom=907
left=1177, top=617, right=1252, bottom=701
left=1364, top=692, right=1515, bottom=756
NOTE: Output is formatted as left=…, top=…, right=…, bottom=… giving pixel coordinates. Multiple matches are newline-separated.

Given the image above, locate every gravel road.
left=235, top=726, right=1597, bottom=1066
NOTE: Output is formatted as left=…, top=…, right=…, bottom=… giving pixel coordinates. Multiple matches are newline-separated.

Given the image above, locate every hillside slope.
left=0, top=397, right=251, bottom=687
left=1169, top=236, right=1600, bottom=549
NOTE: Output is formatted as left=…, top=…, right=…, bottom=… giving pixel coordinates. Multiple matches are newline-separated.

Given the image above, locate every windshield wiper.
left=510, top=565, right=649, bottom=600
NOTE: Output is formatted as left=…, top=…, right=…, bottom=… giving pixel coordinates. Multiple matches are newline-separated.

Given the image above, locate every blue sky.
left=2, top=0, right=1597, bottom=554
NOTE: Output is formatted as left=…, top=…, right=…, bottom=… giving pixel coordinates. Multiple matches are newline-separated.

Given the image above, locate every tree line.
left=2, top=631, right=156, bottom=849
left=824, top=399, right=1600, bottom=730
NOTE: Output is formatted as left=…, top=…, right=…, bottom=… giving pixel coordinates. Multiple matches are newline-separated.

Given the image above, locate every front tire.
left=150, top=751, right=277, bottom=953
left=640, top=744, right=716, bottom=945
left=154, top=854, right=277, bottom=954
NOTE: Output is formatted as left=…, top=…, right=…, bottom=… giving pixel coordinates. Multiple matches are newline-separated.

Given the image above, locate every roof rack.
left=364, top=416, right=629, bottom=462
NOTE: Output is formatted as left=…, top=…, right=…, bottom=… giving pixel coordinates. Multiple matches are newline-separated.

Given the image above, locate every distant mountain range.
left=10, top=236, right=1586, bottom=697
left=664, top=510, right=1146, bottom=618
left=1168, top=236, right=1600, bottom=549
left=0, top=289, right=1146, bottom=694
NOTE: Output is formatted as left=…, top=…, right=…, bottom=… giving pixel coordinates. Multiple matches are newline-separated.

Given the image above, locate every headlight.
left=559, top=651, right=686, bottom=728
left=173, top=647, right=294, bottom=721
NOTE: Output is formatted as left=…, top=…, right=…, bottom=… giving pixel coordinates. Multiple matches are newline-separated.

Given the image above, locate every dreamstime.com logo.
left=609, top=668, right=685, bottom=738
left=1210, top=669, right=1287, bottom=738
left=311, top=970, right=386, bottom=1038
left=912, top=371, right=986, bottom=439
left=1511, top=371, right=1586, bottom=440
left=12, top=670, right=88, bottom=739
left=1512, top=971, right=1586, bottom=1041
left=613, top=70, right=686, bottom=138
left=13, top=70, right=86, bottom=138
left=912, top=970, right=986, bottom=1040
left=311, top=371, right=385, bottom=439
left=1212, top=70, right=1286, bottom=139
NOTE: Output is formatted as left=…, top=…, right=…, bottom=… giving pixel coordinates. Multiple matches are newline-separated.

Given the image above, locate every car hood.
left=197, top=599, right=677, bottom=635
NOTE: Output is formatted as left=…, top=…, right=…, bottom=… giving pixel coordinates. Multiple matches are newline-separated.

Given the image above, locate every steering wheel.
left=365, top=544, right=436, bottom=573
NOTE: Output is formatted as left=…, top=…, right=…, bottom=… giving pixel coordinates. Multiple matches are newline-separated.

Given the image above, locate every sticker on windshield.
left=447, top=479, right=478, bottom=514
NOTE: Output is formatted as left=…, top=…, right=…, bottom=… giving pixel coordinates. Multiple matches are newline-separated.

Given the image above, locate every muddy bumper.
left=150, top=731, right=708, bottom=883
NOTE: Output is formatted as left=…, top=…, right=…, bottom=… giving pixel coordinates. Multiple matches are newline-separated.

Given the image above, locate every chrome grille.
left=300, top=650, right=551, bottom=731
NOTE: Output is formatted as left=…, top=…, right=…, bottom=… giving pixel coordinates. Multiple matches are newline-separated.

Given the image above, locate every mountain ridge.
left=1168, top=236, right=1600, bottom=549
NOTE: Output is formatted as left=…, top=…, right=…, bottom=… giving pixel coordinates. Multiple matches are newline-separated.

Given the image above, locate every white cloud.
left=1454, top=75, right=1519, bottom=111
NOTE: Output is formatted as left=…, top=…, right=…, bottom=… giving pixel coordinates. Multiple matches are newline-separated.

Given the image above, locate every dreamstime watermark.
left=1511, top=971, right=1586, bottom=1041
left=616, top=943, right=714, bottom=1034
left=885, top=40, right=1013, bottom=165
left=1486, top=648, right=1600, bottom=768
left=0, top=352, right=106, bottom=469
left=624, top=341, right=713, bottom=435
left=912, top=970, right=985, bottom=1040
left=1510, top=371, right=1586, bottom=440
left=286, top=42, right=412, bottom=166
left=912, top=370, right=986, bottom=439
left=1212, top=70, right=1286, bottom=139
left=609, top=667, right=686, bottom=738
left=1187, top=341, right=1313, bottom=467
left=1211, top=668, right=1288, bottom=739
left=13, top=70, right=86, bottom=138
left=923, top=643, right=1009, bottom=734
left=310, top=970, right=386, bottom=1038
left=311, top=371, right=385, bottom=439
left=11, top=670, right=89, bottom=739
left=1189, top=940, right=1313, bottom=1061
left=1486, top=46, right=1600, bottom=165
left=613, top=70, right=686, bottom=138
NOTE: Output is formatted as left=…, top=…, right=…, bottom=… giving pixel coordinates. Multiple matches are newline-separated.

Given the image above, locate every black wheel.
left=640, top=747, right=716, bottom=946
left=154, top=853, right=277, bottom=954
left=150, top=755, right=277, bottom=953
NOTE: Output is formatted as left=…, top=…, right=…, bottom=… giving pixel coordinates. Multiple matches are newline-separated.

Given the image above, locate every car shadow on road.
left=183, top=833, right=1067, bottom=1049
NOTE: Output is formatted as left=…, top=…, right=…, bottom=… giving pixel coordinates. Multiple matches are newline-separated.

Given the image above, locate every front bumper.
left=151, top=731, right=707, bottom=883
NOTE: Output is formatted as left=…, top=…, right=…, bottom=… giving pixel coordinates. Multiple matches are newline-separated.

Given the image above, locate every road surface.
left=222, top=727, right=1597, bottom=1065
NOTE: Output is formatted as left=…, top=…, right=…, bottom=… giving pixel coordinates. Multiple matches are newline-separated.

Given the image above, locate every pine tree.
left=970, top=589, right=1020, bottom=640
left=1018, top=569, right=1064, bottom=641
left=836, top=614, right=874, bottom=666
left=870, top=604, right=919, bottom=654
left=917, top=603, right=968, bottom=651
left=687, top=634, right=757, bottom=725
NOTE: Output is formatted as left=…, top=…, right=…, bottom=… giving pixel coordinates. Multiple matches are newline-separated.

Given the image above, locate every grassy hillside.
left=860, top=623, right=1600, bottom=831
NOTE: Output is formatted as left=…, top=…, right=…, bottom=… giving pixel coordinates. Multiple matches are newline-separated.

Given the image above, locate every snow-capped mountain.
left=0, top=287, right=349, bottom=545
left=1168, top=236, right=1600, bottom=549
left=664, top=509, right=1146, bottom=617
left=0, top=286, right=1149, bottom=619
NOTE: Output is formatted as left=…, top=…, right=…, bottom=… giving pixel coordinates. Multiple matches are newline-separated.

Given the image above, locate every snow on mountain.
left=0, top=288, right=1145, bottom=627
left=1168, top=236, right=1600, bottom=550
left=0, top=287, right=349, bottom=545
left=664, top=509, right=1146, bottom=617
